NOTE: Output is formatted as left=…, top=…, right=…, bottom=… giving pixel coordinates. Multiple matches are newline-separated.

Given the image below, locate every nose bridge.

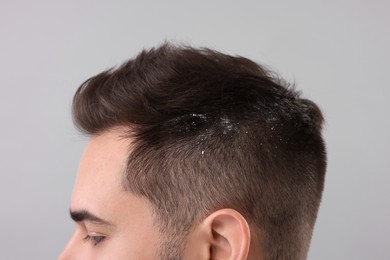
left=58, top=230, right=78, bottom=260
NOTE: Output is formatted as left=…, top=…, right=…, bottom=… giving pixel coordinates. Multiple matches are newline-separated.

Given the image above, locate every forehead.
left=71, top=130, right=130, bottom=213
left=70, top=130, right=162, bottom=256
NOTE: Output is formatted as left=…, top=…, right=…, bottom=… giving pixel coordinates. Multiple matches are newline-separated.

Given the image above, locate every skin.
left=59, top=130, right=161, bottom=259
left=59, top=128, right=261, bottom=259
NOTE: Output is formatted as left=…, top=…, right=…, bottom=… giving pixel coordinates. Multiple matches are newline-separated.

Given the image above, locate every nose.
left=58, top=242, right=71, bottom=260
left=58, top=231, right=77, bottom=260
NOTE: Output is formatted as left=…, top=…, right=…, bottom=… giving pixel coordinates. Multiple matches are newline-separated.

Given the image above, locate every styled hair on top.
left=73, top=43, right=326, bottom=259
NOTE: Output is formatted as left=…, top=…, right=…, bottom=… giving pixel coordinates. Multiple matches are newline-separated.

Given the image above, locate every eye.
left=84, top=233, right=106, bottom=246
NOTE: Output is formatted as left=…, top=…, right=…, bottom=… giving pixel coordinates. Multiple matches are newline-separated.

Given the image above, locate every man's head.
left=60, top=43, right=326, bottom=260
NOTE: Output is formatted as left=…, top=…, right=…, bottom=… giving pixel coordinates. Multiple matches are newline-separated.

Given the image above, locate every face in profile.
left=58, top=131, right=163, bottom=259
left=59, top=129, right=258, bottom=260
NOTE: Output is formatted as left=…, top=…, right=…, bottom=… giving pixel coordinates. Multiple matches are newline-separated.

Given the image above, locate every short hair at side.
left=72, top=43, right=327, bottom=259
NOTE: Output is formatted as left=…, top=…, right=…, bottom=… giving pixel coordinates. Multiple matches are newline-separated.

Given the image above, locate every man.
left=59, top=43, right=327, bottom=260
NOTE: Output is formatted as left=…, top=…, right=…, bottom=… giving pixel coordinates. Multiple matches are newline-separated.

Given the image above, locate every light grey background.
left=1, top=1, right=389, bottom=259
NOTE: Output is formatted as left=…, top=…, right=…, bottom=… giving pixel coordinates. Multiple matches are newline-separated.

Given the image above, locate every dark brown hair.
left=73, top=43, right=326, bottom=259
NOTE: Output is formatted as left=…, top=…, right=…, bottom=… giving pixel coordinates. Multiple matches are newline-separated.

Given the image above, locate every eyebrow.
left=70, top=209, right=115, bottom=227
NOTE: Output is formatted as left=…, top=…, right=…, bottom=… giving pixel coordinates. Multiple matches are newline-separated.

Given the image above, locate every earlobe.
left=206, top=209, right=251, bottom=260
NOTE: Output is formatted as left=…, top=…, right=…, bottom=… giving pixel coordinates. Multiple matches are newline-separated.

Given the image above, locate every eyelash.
left=84, top=234, right=106, bottom=246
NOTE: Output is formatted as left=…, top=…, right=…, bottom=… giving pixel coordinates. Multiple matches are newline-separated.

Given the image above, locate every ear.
left=183, top=208, right=251, bottom=260
left=207, top=209, right=251, bottom=259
